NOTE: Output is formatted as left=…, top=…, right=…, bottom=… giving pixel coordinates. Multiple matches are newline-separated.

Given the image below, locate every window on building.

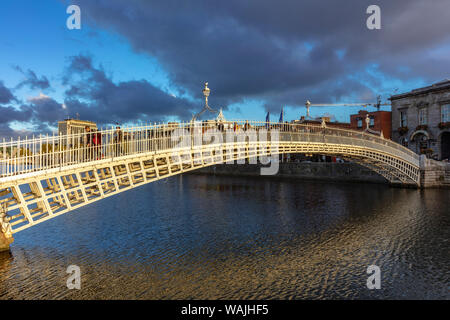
left=419, top=108, right=428, bottom=125
left=370, top=117, right=375, bottom=126
left=400, top=110, right=407, bottom=127
left=357, top=118, right=362, bottom=128
left=442, top=104, right=450, bottom=123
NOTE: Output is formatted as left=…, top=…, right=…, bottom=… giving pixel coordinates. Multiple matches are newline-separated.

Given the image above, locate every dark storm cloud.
left=75, top=0, right=450, bottom=107
left=0, top=53, right=196, bottom=137
left=0, top=81, right=16, bottom=104
left=0, top=69, right=53, bottom=137
left=13, top=66, right=51, bottom=91
left=27, top=94, right=66, bottom=124
left=62, top=54, right=195, bottom=125
left=0, top=103, right=33, bottom=138
left=0, top=124, right=17, bottom=138
left=0, top=95, right=65, bottom=136
left=0, top=105, right=32, bottom=124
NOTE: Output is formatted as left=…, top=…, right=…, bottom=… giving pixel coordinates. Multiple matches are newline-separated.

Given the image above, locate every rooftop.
left=60, top=119, right=97, bottom=124
left=390, top=79, right=450, bottom=101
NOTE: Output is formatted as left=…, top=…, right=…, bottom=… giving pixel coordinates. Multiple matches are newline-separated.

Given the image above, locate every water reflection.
left=0, top=174, right=449, bottom=299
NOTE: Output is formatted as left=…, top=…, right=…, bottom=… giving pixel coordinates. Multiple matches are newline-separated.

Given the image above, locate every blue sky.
left=0, top=1, right=172, bottom=103
left=0, top=0, right=449, bottom=137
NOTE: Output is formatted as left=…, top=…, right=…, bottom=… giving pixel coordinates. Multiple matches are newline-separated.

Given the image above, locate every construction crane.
left=304, top=95, right=390, bottom=118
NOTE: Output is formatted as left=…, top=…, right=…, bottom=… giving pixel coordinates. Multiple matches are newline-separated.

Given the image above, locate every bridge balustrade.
left=0, top=120, right=419, bottom=179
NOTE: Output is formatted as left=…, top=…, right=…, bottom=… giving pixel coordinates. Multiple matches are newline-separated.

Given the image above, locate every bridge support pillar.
left=0, top=206, right=13, bottom=252
left=0, top=232, right=13, bottom=252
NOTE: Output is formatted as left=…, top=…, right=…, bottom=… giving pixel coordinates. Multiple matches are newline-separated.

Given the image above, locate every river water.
left=0, top=174, right=448, bottom=299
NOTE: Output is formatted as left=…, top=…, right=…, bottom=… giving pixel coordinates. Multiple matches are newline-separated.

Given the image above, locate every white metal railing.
left=0, top=120, right=420, bottom=179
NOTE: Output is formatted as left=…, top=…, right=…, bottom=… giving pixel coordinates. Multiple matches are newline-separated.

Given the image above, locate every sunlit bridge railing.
left=0, top=120, right=419, bottom=180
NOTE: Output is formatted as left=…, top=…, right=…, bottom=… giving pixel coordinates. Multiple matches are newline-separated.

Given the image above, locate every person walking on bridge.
left=84, top=126, right=94, bottom=161
left=114, top=126, right=123, bottom=156
left=92, top=129, right=102, bottom=160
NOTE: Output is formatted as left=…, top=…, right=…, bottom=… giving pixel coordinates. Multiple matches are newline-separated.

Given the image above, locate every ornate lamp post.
left=203, top=82, right=210, bottom=108
left=191, top=82, right=217, bottom=121
left=305, top=100, right=311, bottom=119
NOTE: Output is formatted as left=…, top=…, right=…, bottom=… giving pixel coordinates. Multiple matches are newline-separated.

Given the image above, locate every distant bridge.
left=0, top=120, right=420, bottom=249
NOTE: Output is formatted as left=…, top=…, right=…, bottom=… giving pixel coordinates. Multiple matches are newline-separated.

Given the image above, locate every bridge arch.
left=0, top=121, right=420, bottom=234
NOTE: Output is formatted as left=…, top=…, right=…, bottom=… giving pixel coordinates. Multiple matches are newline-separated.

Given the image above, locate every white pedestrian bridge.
left=0, top=120, right=420, bottom=238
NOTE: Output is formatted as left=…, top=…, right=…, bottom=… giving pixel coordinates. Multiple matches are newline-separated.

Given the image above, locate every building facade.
left=297, top=116, right=352, bottom=129
left=350, top=110, right=392, bottom=139
left=58, top=119, right=97, bottom=136
left=390, top=80, right=450, bottom=160
left=58, top=119, right=98, bottom=147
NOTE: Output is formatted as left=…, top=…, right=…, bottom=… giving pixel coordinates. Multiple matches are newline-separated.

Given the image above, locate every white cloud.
left=27, top=92, right=50, bottom=102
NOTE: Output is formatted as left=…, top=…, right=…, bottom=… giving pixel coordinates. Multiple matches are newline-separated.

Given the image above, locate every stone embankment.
left=420, top=155, right=450, bottom=188
left=191, top=159, right=450, bottom=189
left=191, top=162, right=388, bottom=184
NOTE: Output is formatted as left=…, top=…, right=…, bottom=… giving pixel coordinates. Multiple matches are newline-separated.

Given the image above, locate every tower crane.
left=304, top=95, right=390, bottom=118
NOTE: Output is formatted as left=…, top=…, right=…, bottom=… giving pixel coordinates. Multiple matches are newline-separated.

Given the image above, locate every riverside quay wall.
left=190, top=160, right=450, bottom=188
left=191, top=162, right=387, bottom=184
left=420, top=156, right=450, bottom=188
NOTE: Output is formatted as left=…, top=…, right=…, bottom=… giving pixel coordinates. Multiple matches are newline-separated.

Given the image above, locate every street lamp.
left=305, top=100, right=311, bottom=119
left=203, top=82, right=210, bottom=108
left=192, top=82, right=217, bottom=121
